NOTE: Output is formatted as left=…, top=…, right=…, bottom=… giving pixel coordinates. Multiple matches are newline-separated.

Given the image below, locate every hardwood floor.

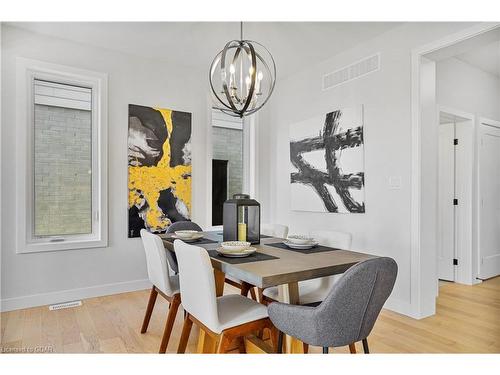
left=1, top=277, right=499, bottom=353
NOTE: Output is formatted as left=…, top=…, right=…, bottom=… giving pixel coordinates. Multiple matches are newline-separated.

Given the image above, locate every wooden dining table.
left=162, top=231, right=376, bottom=353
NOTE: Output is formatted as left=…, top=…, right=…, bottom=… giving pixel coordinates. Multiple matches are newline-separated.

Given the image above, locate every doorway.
left=437, top=109, right=474, bottom=282
left=412, top=23, right=500, bottom=318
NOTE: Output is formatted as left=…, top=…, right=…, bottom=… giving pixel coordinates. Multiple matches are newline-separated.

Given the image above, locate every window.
left=211, top=110, right=244, bottom=225
left=16, top=58, right=108, bottom=253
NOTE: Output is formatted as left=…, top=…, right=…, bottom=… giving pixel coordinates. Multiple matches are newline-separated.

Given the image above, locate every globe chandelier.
left=209, top=22, right=276, bottom=118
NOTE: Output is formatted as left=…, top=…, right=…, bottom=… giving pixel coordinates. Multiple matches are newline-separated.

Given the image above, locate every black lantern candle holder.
left=223, top=194, right=260, bottom=244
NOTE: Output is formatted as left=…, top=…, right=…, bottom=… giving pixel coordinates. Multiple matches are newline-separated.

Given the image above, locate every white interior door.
left=438, top=122, right=455, bottom=281
left=455, top=120, right=473, bottom=283
left=478, top=123, right=500, bottom=280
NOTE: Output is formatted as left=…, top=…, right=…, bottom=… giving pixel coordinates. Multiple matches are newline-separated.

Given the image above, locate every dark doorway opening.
left=212, top=159, right=228, bottom=225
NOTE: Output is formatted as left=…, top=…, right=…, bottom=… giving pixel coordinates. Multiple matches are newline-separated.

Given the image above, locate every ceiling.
left=9, top=22, right=402, bottom=79
left=456, top=41, right=500, bottom=77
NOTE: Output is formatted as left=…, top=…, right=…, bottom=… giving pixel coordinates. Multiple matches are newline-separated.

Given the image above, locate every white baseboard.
left=0, top=279, right=151, bottom=312
left=383, top=296, right=415, bottom=318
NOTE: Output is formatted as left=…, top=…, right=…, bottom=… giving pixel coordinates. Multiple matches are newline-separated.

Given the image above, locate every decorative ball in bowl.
left=175, top=230, right=200, bottom=239
left=220, top=241, right=251, bottom=251
left=287, top=235, right=314, bottom=245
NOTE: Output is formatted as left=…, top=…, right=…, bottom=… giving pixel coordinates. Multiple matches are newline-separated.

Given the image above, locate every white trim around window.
left=15, top=57, right=108, bottom=253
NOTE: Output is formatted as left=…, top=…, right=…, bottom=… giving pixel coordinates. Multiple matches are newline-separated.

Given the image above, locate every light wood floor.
left=1, top=277, right=499, bottom=353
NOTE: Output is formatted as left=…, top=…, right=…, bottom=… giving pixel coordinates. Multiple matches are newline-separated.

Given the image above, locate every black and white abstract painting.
left=289, top=106, right=365, bottom=213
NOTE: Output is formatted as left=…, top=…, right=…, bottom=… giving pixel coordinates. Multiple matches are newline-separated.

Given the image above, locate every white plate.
left=216, top=247, right=257, bottom=258
left=283, top=240, right=318, bottom=249
left=171, top=233, right=204, bottom=242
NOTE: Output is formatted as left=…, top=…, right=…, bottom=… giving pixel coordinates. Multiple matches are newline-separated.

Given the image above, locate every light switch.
left=389, top=176, right=402, bottom=190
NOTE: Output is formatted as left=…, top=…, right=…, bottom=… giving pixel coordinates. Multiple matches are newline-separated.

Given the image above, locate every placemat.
left=163, top=237, right=218, bottom=245
left=207, top=250, right=279, bottom=264
left=209, top=232, right=273, bottom=239
left=265, top=242, right=339, bottom=254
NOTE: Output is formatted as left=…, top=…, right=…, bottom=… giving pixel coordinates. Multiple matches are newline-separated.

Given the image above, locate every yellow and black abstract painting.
left=128, top=104, right=192, bottom=238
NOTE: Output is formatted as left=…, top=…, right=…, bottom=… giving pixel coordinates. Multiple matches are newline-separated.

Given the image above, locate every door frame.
left=410, top=22, right=500, bottom=318
left=477, top=117, right=500, bottom=280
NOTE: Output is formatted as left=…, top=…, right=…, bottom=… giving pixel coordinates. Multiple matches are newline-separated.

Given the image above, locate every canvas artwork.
left=289, top=106, right=365, bottom=213
left=128, top=104, right=192, bottom=238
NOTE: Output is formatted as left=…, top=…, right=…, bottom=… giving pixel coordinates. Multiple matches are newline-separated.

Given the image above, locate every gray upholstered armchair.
left=268, top=257, right=398, bottom=353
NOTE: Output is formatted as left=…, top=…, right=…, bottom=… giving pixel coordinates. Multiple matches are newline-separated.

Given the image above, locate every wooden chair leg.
left=249, top=287, right=257, bottom=301
left=177, top=315, right=193, bottom=353
left=303, top=343, right=309, bottom=353
left=159, top=294, right=181, bottom=353
left=277, top=331, right=283, bottom=353
left=270, top=327, right=279, bottom=352
left=257, top=288, right=265, bottom=304
left=362, top=338, right=369, bottom=354
left=240, top=282, right=250, bottom=297
left=237, top=337, right=246, bottom=353
left=141, top=286, right=158, bottom=333
left=216, top=333, right=232, bottom=354
left=349, top=343, right=357, bottom=354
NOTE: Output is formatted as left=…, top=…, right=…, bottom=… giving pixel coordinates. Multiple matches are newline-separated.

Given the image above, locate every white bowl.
left=287, top=235, right=314, bottom=245
left=175, top=230, right=200, bottom=239
left=217, top=247, right=256, bottom=258
left=220, top=241, right=251, bottom=251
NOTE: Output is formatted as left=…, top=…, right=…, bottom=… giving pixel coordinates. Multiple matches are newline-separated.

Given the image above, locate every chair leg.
left=240, top=282, right=250, bottom=297
left=257, top=288, right=265, bottom=304
left=323, top=346, right=329, bottom=354
left=237, top=337, right=246, bottom=353
left=159, top=294, right=181, bottom=353
left=362, top=338, right=369, bottom=354
left=270, top=327, right=280, bottom=352
left=216, top=333, right=232, bottom=354
left=349, top=343, right=357, bottom=354
left=177, top=315, right=193, bottom=353
left=249, top=287, right=257, bottom=301
left=277, top=331, right=283, bottom=354
left=141, top=286, right=158, bottom=333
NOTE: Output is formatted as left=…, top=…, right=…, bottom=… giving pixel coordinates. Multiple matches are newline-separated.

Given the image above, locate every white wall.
left=436, top=57, right=500, bottom=120
left=0, top=25, right=209, bottom=311
left=259, top=22, right=480, bottom=317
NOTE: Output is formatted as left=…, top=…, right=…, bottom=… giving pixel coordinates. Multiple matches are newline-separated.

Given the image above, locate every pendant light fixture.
left=209, top=22, right=276, bottom=118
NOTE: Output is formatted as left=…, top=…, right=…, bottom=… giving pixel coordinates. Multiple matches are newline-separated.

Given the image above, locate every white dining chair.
left=261, top=223, right=289, bottom=239
left=174, top=240, right=277, bottom=353
left=140, top=229, right=181, bottom=353
left=262, top=230, right=353, bottom=306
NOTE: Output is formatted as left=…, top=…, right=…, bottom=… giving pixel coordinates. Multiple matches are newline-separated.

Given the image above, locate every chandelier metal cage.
left=209, top=22, right=276, bottom=118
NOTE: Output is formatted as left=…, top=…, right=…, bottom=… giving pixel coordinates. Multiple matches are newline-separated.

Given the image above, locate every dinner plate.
left=170, top=233, right=204, bottom=242
left=216, top=247, right=257, bottom=258
left=283, top=240, right=318, bottom=249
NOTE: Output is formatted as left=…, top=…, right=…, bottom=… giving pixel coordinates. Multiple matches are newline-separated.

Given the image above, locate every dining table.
left=162, top=230, right=376, bottom=353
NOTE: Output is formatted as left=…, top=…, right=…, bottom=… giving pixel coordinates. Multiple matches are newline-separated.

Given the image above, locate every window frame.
left=16, top=58, right=108, bottom=253
left=206, top=105, right=259, bottom=229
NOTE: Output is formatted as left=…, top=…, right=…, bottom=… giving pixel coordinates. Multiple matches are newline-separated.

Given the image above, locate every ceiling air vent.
left=322, top=53, right=380, bottom=90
